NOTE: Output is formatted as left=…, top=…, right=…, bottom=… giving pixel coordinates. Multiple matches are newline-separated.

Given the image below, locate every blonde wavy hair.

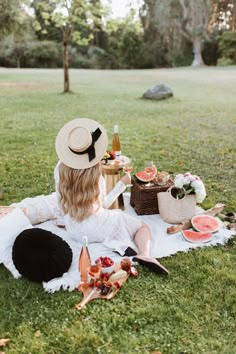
left=58, top=162, right=102, bottom=222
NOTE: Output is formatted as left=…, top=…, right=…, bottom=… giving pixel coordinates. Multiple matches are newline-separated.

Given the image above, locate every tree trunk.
left=232, top=4, right=236, bottom=31
left=16, top=56, right=21, bottom=68
left=63, top=27, right=71, bottom=93
left=192, top=36, right=204, bottom=67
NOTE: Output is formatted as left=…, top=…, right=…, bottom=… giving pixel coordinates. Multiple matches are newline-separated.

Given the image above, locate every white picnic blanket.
left=0, top=193, right=234, bottom=293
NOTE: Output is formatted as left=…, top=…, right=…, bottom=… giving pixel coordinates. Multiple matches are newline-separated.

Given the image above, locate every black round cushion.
left=12, top=228, right=73, bottom=282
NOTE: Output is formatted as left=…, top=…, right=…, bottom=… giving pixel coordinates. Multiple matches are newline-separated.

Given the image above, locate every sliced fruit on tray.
left=181, top=230, right=214, bottom=243
left=191, top=215, right=220, bottom=233
left=135, top=170, right=155, bottom=182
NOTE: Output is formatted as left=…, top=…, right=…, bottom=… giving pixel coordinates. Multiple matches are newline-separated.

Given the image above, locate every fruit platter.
left=75, top=256, right=138, bottom=310
left=102, top=151, right=117, bottom=164
left=101, top=151, right=130, bottom=166
left=135, top=166, right=171, bottom=186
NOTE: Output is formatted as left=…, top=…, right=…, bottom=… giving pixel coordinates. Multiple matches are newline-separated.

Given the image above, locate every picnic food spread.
left=1, top=127, right=235, bottom=300
left=75, top=256, right=138, bottom=310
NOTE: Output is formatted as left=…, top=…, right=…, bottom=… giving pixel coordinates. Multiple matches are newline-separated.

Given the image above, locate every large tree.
left=32, top=0, right=104, bottom=93
left=141, top=0, right=212, bottom=67
left=179, top=0, right=211, bottom=66
left=0, top=0, right=27, bottom=37
left=140, top=0, right=191, bottom=67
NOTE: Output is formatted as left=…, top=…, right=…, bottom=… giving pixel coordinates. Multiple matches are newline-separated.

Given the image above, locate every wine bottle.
left=112, top=125, right=121, bottom=159
left=79, top=236, right=91, bottom=285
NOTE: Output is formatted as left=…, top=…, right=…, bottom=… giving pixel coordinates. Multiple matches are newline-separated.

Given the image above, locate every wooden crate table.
left=130, top=177, right=173, bottom=215
left=102, top=162, right=124, bottom=210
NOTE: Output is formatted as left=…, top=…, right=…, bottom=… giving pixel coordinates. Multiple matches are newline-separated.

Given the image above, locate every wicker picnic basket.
left=130, top=177, right=174, bottom=215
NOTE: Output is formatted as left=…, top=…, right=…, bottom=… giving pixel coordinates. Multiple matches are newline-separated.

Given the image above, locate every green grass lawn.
left=0, top=67, right=236, bottom=354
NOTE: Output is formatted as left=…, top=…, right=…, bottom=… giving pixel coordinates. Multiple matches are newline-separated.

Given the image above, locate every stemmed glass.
left=144, top=160, right=154, bottom=187
left=88, top=258, right=102, bottom=285
left=123, top=158, right=133, bottom=188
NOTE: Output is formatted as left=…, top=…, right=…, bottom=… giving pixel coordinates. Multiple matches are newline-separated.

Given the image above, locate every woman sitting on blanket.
left=54, top=118, right=168, bottom=275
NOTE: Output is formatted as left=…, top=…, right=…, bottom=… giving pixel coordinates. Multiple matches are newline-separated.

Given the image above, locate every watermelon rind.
left=181, top=230, right=213, bottom=243
left=135, top=170, right=155, bottom=182
left=191, top=215, right=220, bottom=233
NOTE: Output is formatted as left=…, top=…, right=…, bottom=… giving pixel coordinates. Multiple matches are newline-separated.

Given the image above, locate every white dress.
left=54, top=161, right=142, bottom=256
left=13, top=162, right=142, bottom=256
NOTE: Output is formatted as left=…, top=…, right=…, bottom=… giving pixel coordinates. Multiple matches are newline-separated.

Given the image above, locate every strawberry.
left=95, top=280, right=101, bottom=288
left=107, top=151, right=116, bottom=160
left=100, top=256, right=114, bottom=268
left=130, top=266, right=139, bottom=277
left=114, top=281, right=121, bottom=289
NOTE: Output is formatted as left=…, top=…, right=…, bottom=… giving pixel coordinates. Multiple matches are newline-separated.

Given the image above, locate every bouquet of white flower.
left=174, top=172, right=206, bottom=203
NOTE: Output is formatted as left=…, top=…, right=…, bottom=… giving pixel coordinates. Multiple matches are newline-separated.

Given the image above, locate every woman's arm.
left=100, top=174, right=131, bottom=209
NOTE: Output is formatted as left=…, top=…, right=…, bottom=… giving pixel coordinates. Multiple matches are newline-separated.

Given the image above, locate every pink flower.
left=183, top=173, right=195, bottom=184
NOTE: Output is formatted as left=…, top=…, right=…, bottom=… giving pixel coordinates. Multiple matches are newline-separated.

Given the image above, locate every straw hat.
left=55, top=118, right=108, bottom=169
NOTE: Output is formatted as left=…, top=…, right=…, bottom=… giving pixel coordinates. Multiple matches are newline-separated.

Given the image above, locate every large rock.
left=142, top=84, right=173, bottom=100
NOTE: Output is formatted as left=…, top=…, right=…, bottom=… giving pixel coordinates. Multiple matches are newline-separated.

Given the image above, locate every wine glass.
left=123, top=158, right=133, bottom=188
left=88, top=258, right=102, bottom=285
left=144, top=160, right=154, bottom=187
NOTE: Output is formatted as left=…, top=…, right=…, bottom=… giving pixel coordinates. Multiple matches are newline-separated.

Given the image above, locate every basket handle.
left=167, top=186, right=187, bottom=200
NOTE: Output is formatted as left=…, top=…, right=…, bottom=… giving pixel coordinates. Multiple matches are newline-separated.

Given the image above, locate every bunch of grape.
left=94, top=272, right=121, bottom=295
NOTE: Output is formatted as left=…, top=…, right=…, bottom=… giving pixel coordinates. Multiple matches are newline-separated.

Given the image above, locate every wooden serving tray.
left=75, top=264, right=129, bottom=310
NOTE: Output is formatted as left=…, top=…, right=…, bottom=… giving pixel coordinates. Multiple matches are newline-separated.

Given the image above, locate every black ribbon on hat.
left=68, top=127, right=102, bottom=162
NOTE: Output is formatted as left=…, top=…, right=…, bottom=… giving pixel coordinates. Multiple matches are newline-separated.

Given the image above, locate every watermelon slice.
left=135, top=170, right=155, bottom=182
left=191, top=215, right=220, bottom=233
left=181, top=230, right=213, bottom=243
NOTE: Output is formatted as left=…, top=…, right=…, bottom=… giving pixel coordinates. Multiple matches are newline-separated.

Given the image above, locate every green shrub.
left=24, top=40, right=62, bottom=68
left=202, top=32, right=219, bottom=66
left=136, top=43, right=158, bottom=68
left=0, top=35, right=28, bottom=67
left=170, top=40, right=192, bottom=67
left=69, top=46, right=92, bottom=68
left=0, top=39, right=63, bottom=68
left=218, top=31, right=236, bottom=65
left=119, top=29, right=144, bottom=68
left=87, top=45, right=111, bottom=69
left=217, top=56, right=235, bottom=66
